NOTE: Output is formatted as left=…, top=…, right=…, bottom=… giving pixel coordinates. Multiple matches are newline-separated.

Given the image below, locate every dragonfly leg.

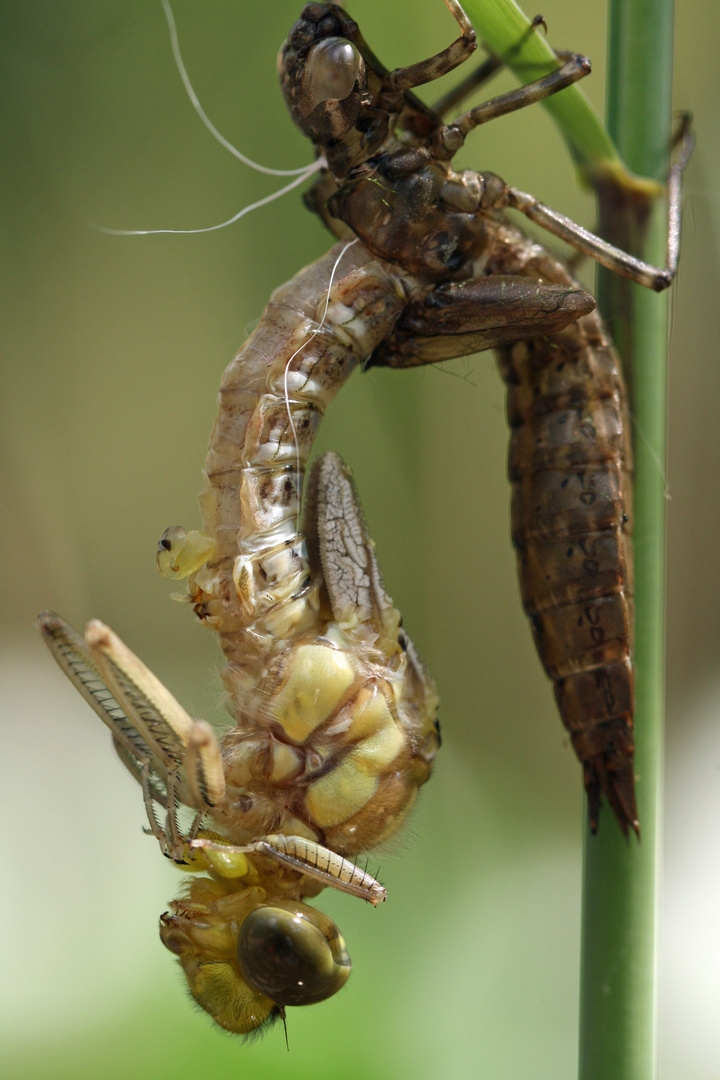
left=506, top=123, right=693, bottom=292
left=164, top=767, right=185, bottom=858
left=370, top=275, right=595, bottom=369
left=190, top=835, right=387, bottom=905
left=384, top=0, right=476, bottom=93
left=187, top=810, right=204, bottom=842
left=138, top=761, right=191, bottom=862
left=431, top=52, right=504, bottom=117
left=139, top=759, right=173, bottom=856
left=184, top=719, right=226, bottom=808
left=431, top=16, right=548, bottom=117
left=433, top=53, right=590, bottom=158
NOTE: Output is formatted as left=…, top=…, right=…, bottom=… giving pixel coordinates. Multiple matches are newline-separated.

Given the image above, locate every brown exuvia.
left=281, top=0, right=689, bottom=834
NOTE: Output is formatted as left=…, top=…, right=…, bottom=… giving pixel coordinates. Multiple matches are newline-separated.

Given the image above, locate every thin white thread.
left=93, top=164, right=323, bottom=236
left=629, top=412, right=671, bottom=500
left=93, top=1, right=327, bottom=236
left=282, top=238, right=360, bottom=529
left=161, top=0, right=312, bottom=176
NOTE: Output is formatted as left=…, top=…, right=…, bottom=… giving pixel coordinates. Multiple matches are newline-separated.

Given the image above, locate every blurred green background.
left=1, top=2, right=718, bottom=1078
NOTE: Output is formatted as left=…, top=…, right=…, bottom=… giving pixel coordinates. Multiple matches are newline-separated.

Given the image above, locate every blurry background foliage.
left=1, top=2, right=718, bottom=1078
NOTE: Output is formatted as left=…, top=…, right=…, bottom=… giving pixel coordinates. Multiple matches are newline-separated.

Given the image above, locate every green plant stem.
left=459, top=1, right=675, bottom=1074
left=460, top=0, right=661, bottom=196
left=579, top=2, right=675, bottom=1079
left=437, top=2, right=675, bottom=1073
left=461, top=0, right=614, bottom=168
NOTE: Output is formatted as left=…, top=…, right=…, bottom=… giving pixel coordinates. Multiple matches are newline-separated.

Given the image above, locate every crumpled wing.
left=303, top=452, right=402, bottom=656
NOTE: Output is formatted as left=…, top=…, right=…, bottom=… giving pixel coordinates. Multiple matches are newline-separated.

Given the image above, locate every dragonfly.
left=38, top=0, right=688, bottom=1041
left=40, top=241, right=440, bottom=1036
left=280, top=0, right=691, bottom=835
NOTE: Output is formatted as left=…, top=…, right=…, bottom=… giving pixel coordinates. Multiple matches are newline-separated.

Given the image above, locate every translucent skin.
left=280, top=3, right=636, bottom=833
left=178, top=243, right=440, bottom=854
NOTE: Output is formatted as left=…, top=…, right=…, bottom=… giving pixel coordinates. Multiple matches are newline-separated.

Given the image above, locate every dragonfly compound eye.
left=238, top=903, right=351, bottom=1007
left=300, top=38, right=363, bottom=116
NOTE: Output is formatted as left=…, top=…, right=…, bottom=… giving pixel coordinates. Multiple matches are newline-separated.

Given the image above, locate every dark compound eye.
left=299, top=37, right=363, bottom=116
left=237, top=904, right=351, bottom=1007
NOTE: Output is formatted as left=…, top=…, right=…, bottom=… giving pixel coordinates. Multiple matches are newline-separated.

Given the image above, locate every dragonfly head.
left=160, top=876, right=351, bottom=1035
left=238, top=902, right=351, bottom=1007
left=279, top=5, right=367, bottom=143
left=280, top=2, right=408, bottom=177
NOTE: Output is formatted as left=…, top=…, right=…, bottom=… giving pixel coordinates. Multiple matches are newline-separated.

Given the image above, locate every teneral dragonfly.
left=280, top=0, right=690, bottom=835
left=38, top=0, right=688, bottom=1038
left=40, top=241, right=440, bottom=1036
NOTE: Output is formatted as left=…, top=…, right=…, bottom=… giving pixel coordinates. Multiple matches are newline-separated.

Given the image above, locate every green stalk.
left=460, top=0, right=661, bottom=197
left=458, top=1, right=675, bottom=1075
left=579, top=3, right=675, bottom=1079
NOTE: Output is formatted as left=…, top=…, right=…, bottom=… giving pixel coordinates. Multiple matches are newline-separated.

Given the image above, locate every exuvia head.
left=279, top=4, right=376, bottom=145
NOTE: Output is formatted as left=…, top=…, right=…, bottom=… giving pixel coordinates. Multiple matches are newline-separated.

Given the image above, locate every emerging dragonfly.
left=39, top=0, right=689, bottom=1041
left=281, top=0, right=690, bottom=835
left=40, top=241, right=439, bottom=1036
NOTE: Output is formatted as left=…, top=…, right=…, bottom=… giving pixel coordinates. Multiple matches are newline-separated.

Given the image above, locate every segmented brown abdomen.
left=193, top=241, right=413, bottom=678
left=493, top=232, right=636, bottom=834
left=171, top=240, right=440, bottom=856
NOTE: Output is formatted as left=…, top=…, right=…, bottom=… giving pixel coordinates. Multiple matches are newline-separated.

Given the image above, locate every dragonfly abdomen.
left=191, top=245, right=416, bottom=663
left=171, top=244, right=441, bottom=853
left=500, top=308, right=636, bottom=833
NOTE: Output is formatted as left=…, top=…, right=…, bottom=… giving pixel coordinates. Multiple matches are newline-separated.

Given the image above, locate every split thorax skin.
left=281, top=3, right=515, bottom=282
left=180, top=244, right=439, bottom=859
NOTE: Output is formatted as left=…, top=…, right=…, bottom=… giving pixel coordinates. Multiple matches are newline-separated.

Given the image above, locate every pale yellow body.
left=164, top=243, right=439, bottom=857
left=40, top=242, right=439, bottom=1035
